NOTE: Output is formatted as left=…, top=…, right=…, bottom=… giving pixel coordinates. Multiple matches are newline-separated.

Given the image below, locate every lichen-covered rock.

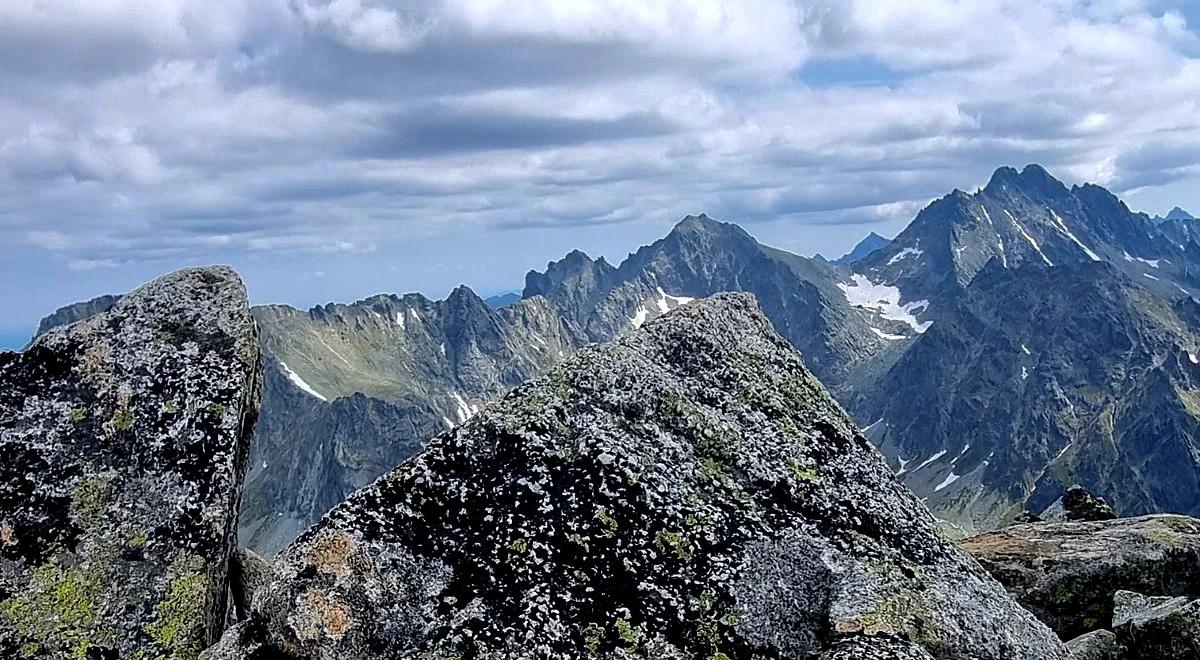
left=818, top=636, right=936, bottom=659
left=0, top=267, right=262, bottom=659
left=961, top=515, right=1200, bottom=640
left=1065, top=629, right=1124, bottom=660
left=206, top=293, right=1066, bottom=659
left=1111, top=590, right=1200, bottom=659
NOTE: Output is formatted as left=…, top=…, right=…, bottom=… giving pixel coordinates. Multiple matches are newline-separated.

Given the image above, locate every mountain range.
left=232, top=165, right=1200, bottom=549
left=28, top=165, right=1200, bottom=552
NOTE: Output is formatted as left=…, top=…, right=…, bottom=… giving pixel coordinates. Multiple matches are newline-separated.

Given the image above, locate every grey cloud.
left=348, top=106, right=678, bottom=158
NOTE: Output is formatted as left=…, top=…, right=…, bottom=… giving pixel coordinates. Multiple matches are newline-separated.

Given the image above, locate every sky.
left=2, top=0, right=1199, bottom=348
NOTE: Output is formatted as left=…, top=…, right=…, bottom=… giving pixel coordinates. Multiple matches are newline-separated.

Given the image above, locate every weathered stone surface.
left=229, top=550, right=271, bottom=622
left=0, top=267, right=261, bottom=659
left=1065, top=629, right=1124, bottom=660
left=961, top=515, right=1200, bottom=640
left=207, top=293, right=1065, bottom=659
left=819, top=636, right=936, bottom=659
left=1111, top=590, right=1200, bottom=659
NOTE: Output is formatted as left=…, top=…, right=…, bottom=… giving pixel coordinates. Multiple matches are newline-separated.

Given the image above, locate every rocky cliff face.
left=207, top=294, right=1066, bottom=659
left=243, top=287, right=574, bottom=555
left=855, top=261, right=1200, bottom=531
left=0, top=267, right=261, bottom=659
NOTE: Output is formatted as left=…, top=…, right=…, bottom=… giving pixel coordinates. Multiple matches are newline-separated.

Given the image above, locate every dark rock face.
left=858, top=260, right=1200, bottom=532
left=208, top=294, right=1066, bottom=659
left=32, top=294, right=122, bottom=341
left=851, top=166, right=1200, bottom=531
left=1062, top=486, right=1117, bottom=522
left=961, top=515, right=1200, bottom=640
left=0, top=267, right=261, bottom=659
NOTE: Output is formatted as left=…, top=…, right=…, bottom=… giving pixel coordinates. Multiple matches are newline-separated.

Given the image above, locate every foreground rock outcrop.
left=209, top=293, right=1065, bottom=659
left=0, top=267, right=262, bottom=659
left=962, top=515, right=1200, bottom=640
left=1110, top=590, right=1200, bottom=658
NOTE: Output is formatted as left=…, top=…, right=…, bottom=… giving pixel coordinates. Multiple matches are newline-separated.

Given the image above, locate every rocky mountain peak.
left=984, top=164, right=1070, bottom=200
left=522, top=249, right=616, bottom=300
left=1166, top=206, right=1194, bottom=221
left=670, top=212, right=721, bottom=233
left=445, top=283, right=488, bottom=311
left=833, top=231, right=891, bottom=265
left=667, top=212, right=749, bottom=242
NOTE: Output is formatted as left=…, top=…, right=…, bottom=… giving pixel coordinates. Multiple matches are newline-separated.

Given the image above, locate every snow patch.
left=912, top=449, right=949, bottom=473
left=279, top=360, right=327, bottom=401
left=1021, top=366, right=1029, bottom=381
left=450, top=391, right=480, bottom=423
left=1005, top=210, right=1054, bottom=266
left=1021, top=344, right=1031, bottom=355
left=886, top=246, right=923, bottom=266
left=317, top=335, right=351, bottom=365
left=395, top=311, right=406, bottom=329
left=1049, top=211, right=1101, bottom=261
left=1124, top=252, right=1161, bottom=268
left=870, top=327, right=907, bottom=341
left=1143, top=273, right=1160, bottom=281
left=630, top=306, right=650, bottom=328
left=1050, top=442, right=1072, bottom=463
left=1189, top=352, right=1199, bottom=365
left=654, top=286, right=695, bottom=313
left=895, top=455, right=911, bottom=477
left=981, top=207, right=1008, bottom=267
left=934, top=471, right=962, bottom=492
left=838, top=275, right=932, bottom=333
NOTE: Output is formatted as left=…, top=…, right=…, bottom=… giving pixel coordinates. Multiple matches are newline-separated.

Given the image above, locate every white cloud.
left=68, top=258, right=119, bottom=271
left=0, top=0, right=1198, bottom=333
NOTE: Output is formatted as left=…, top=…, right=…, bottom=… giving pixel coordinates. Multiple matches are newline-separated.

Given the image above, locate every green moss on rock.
left=69, top=474, right=114, bottom=527
left=145, top=559, right=212, bottom=659
left=0, top=559, right=111, bottom=659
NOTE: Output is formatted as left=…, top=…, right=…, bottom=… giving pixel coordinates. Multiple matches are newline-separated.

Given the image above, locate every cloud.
left=68, top=258, right=119, bottom=271
left=0, top=0, right=1199, bottom=336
